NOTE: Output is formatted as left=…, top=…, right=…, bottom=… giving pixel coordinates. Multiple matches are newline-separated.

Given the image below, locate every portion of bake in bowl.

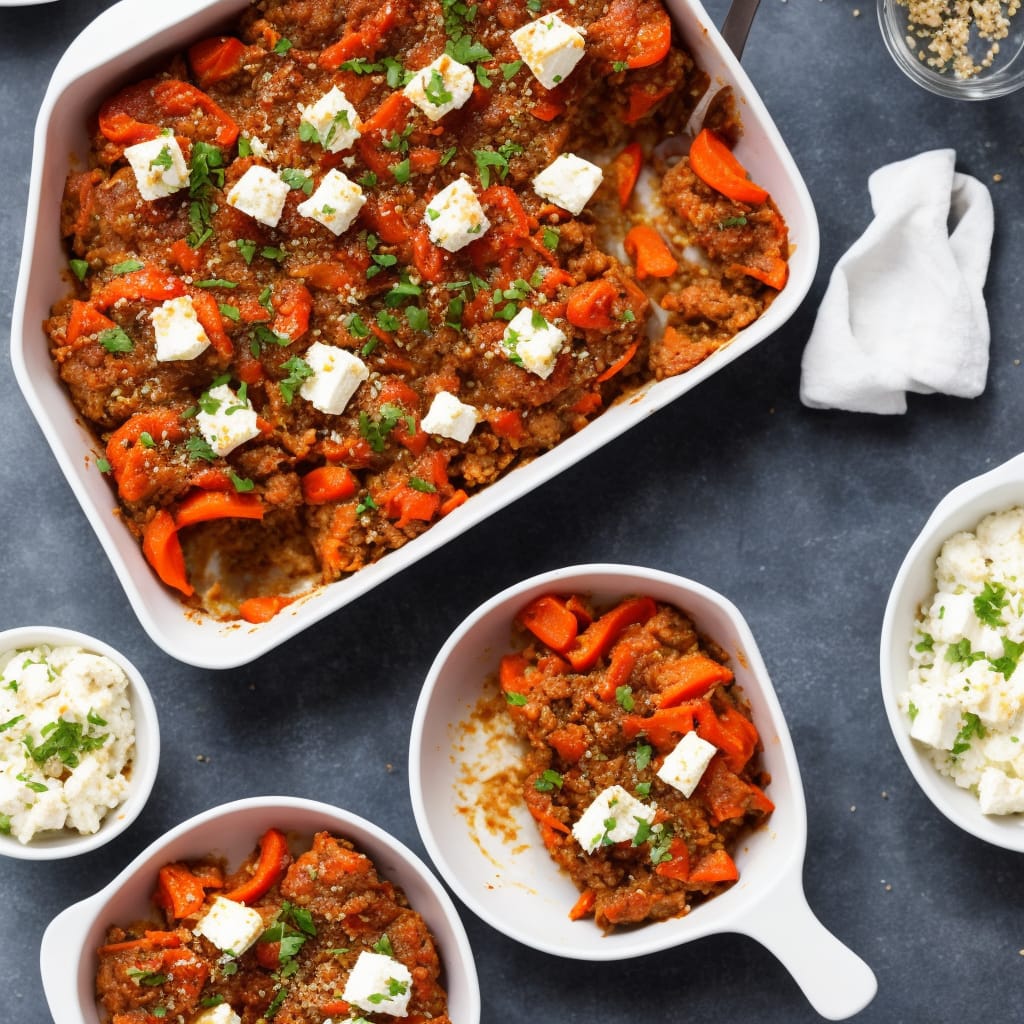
left=0, top=626, right=159, bottom=861
left=12, top=0, right=818, bottom=667
left=40, top=796, right=480, bottom=1024
left=881, top=452, right=1024, bottom=852
left=410, top=565, right=875, bottom=1020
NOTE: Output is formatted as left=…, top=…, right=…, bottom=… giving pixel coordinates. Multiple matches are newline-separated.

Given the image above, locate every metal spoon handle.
left=720, top=0, right=762, bottom=58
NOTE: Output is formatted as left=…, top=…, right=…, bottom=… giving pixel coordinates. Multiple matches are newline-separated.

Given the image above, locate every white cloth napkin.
left=799, top=149, right=994, bottom=414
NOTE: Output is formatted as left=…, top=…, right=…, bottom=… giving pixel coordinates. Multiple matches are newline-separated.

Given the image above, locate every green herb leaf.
left=279, top=355, right=314, bottom=404
left=280, top=167, right=314, bottom=195
left=425, top=68, right=454, bottom=107
left=372, top=934, right=394, bottom=956
left=505, top=691, right=527, bottom=706
left=70, top=258, right=90, bottom=282
left=951, top=712, right=986, bottom=757
left=974, top=581, right=1008, bottom=628
left=615, top=685, right=635, bottom=711
left=533, top=768, right=563, bottom=792
left=110, top=259, right=144, bottom=275
left=98, top=327, right=134, bottom=353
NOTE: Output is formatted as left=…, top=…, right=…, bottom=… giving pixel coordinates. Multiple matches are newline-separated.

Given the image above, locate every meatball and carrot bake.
left=46, top=0, right=790, bottom=619
left=499, top=592, right=774, bottom=929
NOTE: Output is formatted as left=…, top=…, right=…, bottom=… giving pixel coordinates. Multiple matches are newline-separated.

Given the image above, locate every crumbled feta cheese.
left=296, top=168, right=366, bottom=235
left=0, top=644, right=134, bottom=845
left=226, top=165, right=291, bottom=228
left=123, top=134, right=190, bottom=201
left=191, top=1003, right=242, bottom=1024
left=343, top=951, right=414, bottom=1017
left=572, top=784, right=656, bottom=854
left=299, top=342, right=369, bottom=415
left=299, top=86, right=361, bottom=153
left=194, top=897, right=264, bottom=955
left=511, top=13, right=587, bottom=90
left=424, top=177, right=491, bottom=252
left=657, top=731, right=717, bottom=798
left=151, top=294, right=211, bottom=362
left=245, top=135, right=271, bottom=160
left=532, top=152, right=604, bottom=215
left=502, top=306, right=566, bottom=379
left=903, top=506, right=1024, bottom=812
left=421, top=391, right=479, bottom=443
left=404, top=53, right=475, bottom=121
left=196, top=383, right=261, bottom=457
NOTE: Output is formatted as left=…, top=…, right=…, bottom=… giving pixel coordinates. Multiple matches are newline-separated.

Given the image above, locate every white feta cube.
left=299, top=342, right=369, bottom=415
left=191, top=1003, right=242, bottom=1024
left=196, top=383, right=262, bottom=457
left=926, top=592, right=975, bottom=644
left=124, top=134, right=190, bottom=201
left=532, top=152, right=603, bottom=215
left=571, top=784, right=655, bottom=854
left=977, top=766, right=1024, bottom=815
left=424, top=177, right=490, bottom=252
left=194, top=897, right=265, bottom=955
left=511, top=13, right=587, bottom=90
left=343, top=951, right=414, bottom=1017
left=151, top=294, right=212, bottom=362
left=404, top=53, right=475, bottom=121
left=421, top=391, right=479, bottom=443
left=657, top=731, right=718, bottom=798
left=299, top=86, right=361, bottom=153
left=226, top=165, right=291, bottom=228
left=909, top=690, right=962, bottom=750
left=296, top=168, right=366, bottom=235
left=502, top=306, right=566, bottom=379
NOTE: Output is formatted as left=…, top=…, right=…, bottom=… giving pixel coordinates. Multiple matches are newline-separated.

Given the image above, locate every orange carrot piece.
left=360, top=90, right=411, bottom=133
left=612, top=142, right=643, bottom=208
left=188, top=36, right=247, bottom=88
left=624, top=224, right=678, bottom=279
left=655, top=654, right=734, bottom=707
left=239, top=595, right=295, bottom=623
left=65, top=301, right=115, bottom=346
left=621, top=702, right=701, bottom=748
left=654, top=838, right=691, bottom=880
left=688, top=128, right=769, bottom=205
left=301, top=466, right=358, bottom=504
left=568, top=888, right=597, bottom=920
left=527, top=802, right=571, bottom=835
left=499, top=652, right=534, bottom=697
left=142, top=510, right=193, bottom=596
left=548, top=724, right=590, bottom=763
left=91, top=266, right=186, bottom=311
left=223, top=828, right=289, bottom=904
left=688, top=848, right=739, bottom=883
left=440, top=489, right=468, bottom=516
left=595, top=340, right=640, bottom=383
left=623, top=82, right=673, bottom=123
left=566, top=596, right=657, bottom=671
left=566, top=279, right=619, bottom=330
left=517, top=594, right=579, bottom=654
left=98, top=930, right=183, bottom=956
left=152, top=79, right=239, bottom=148
left=187, top=287, right=233, bottom=357
left=627, top=5, right=673, bottom=67
left=734, top=256, right=789, bottom=291
left=155, top=863, right=223, bottom=920
left=174, top=489, right=264, bottom=529
left=598, top=642, right=638, bottom=700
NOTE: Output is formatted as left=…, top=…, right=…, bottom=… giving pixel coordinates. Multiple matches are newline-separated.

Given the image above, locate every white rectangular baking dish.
left=10, top=0, right=819, bottom=669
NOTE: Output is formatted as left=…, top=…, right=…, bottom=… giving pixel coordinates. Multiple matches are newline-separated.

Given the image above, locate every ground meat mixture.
left=498, top=593, right=773, bottom=930
left=95, top=829, right=450, bottom=1024
left=46, top=0, right=790, bottom=619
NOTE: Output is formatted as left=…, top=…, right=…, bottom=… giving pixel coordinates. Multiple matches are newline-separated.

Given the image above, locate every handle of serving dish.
left=40, top=895, right=99, bottom=1024
left=736, top=871, right=877, bottom=1020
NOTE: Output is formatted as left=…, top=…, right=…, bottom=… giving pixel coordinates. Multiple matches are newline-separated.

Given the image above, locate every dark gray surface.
left=2, top=1, right=1023, bottom=1021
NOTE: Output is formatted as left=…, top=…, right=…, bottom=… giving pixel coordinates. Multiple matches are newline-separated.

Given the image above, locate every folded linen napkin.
left=799, top=149, right=994, bottom=414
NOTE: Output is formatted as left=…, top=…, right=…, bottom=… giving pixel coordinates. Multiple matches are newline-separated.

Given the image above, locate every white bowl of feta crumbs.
left=410, top=565, right=877, bottom=1020
left=0, top=627, right=158, bottom=860
left=882, top=452, right=1024, bottom=852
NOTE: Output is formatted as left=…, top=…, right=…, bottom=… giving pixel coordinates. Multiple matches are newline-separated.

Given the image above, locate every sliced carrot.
left=621, top=702, right=702, bottom=749
left=98, top=931, right=183, bottom=956
left=272, top=282, right=313, bottom=342
left=597, top=642, right=638, bottom=700
left=734, top=256, right=789, bottom=291
left=517, top=594, right=579, bottom=654
left=142, top=510, right=192, bottom=596
left=568, top=888, right=597, bottom=920
left=65, top=301, right=115, bottom=347
left=548, top=724, right=590, bottom=763
left=624, top=224, right=678, bottom=280
left=595, top=340, right=640, bottom=383
left=360, top=90, right=411, bottom=134
left=655, top=654, right=734, bottom=707
left=155, top=862, right=223, bottom=920
left=688, top=128, right=769, bottom=206
left=566, top=279, right=619, bottom=330
left=440, top=489, right=468, bottom=516
left=527, top=801, right=571, bottom=835
left=223, top=828, right=290, bottom=904
left=301, top=466, right=358, bottom=504
left=239, top=595, right=295, bottom=623
left=91, top=266, right=186, bottom=311
left=188, top=36, right=248, bottom=88
left=654, top=838, right=691, bottom=881
left=623, top=82, right=673, bottom=124
left=688, top=848, right=739, bottom=883
left=152, top=79, right=239, bottom=148
left=566, top=596, right=657, bottom=671
left=611, top=142, right=643, bottom=208
left=627, top=4, right=673, bottom=67
left=174, top=489, right=264, bottom=528
left=187, top=287, right=233, bottom=357
left=499, top=652, right=535, bottom=697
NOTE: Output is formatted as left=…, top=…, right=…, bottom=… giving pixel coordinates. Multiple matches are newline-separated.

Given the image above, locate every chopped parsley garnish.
left=69, top=258, right=90, bottom=282
left=914, top=632, right=935, bottom=654
left=391, top=158, right=412, bottom=184
left=408, top=476, right=435, bottom=493
left=502, top=59, right=522, bottom=80
left=615, top=685, right=635, bottom=711
left=230, top=471, right=255, bottom=493
left=187, top=141, right=225, bottom=248
left=138, top=431, right=156, bottom=448
left=356, top=493, right=379, bottom=516
left=635, top=742, right=652, bottom=771
left=612, top=59, right=629, bottom=72
left=280, top=167, right=314, bottom=195
left=195, top=277, right=237, bottom=289
left=505, top=691, right=527, bottom=706
left=944, top=638, right=986, bottom=666
left=425, top=68, right=454, bottom=107
left=110, top=258, right=144, bottom=275
left=372, top=934, right=394, bottom=956
left=718, top=215, right=749, bottom=229
left=149, top=144, right=174, bottom=170
left=648, top=823, right=674, bottom=865
left=473, top=140, right=523, bottom=188
left=96, top=457, right=112, bottom=474
left=185, top=437, right=217, bottom=462
left=440, top=145, right=457, bottom=166
left=23, top=717, right=108, bottom=768
left=368, top=978, right=409, bottom=1003
left=989, top=636, right=1024, bottom=680
left=273, top=36, right=293, bottom=54
left=405, top=305, right=430, bottom=331
left=236, top=239, right=258, bottom=264
left=376, top=310, right=401, bottom=333
left=383, top=124, right=414, bottom=155
left=219, top=303, right=241, bottom=321
left=127, top=969, right=168, bottom=987
left=0, top=814, right=10, bottom=836
left=358, top=171, right=379, bottom=188
left=278, top=355, right=314, bottom=404
left=359, top=403, right=407, bottom=452
left=533, top=768, right=563, bottom=792
left=98, top=326, right=134, bottom=353
left=907, top=701, right=919, bottom=721
left=442, top=0, right=492, bottom=66
left=17, top=772, right=47, bottom=793
left=542, top=226, right=560, bottom=251
left=951, top=712, right=986, bottom=757
left=974, top=581, right=1008, bottom=628
left=0, top=715, right=25, bottom=733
